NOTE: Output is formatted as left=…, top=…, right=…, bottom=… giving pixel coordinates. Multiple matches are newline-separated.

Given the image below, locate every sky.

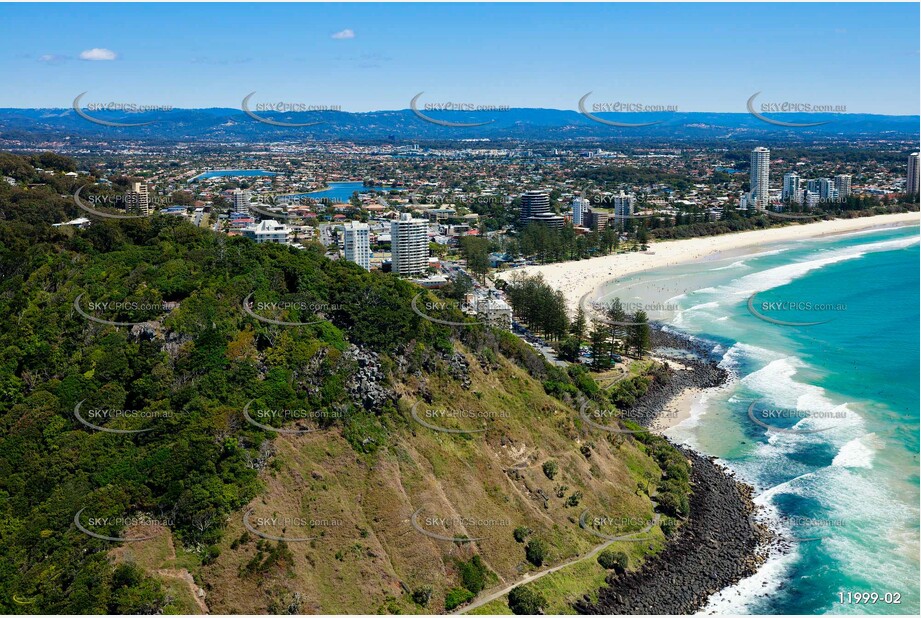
left=0, top=2, right=918, bottom=114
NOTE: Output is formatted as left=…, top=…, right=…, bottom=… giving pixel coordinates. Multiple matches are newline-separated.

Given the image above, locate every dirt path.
left=453, top=539, right=615, bottom=615
left=156, top=568, right=209, bottom=614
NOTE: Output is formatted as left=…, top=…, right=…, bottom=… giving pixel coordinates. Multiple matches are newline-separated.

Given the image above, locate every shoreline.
left=577, top=326, right=770, bottom=615
left=502, top=212, right=919, bottom=315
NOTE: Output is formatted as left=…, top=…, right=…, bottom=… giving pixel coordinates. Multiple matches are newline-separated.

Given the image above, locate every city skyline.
left=0, top=2, right=918, bottom=114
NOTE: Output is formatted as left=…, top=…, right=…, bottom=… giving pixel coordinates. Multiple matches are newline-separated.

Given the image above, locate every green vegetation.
left=597, top=549, right=628, bottom=573
left=525, top=538, right=548, bottom=567
left=508, top=584, right=548, bottom=615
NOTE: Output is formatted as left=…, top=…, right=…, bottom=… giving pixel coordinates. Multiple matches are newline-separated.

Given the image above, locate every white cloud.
left=331, top=29, right=355, bottom=40
left=38, top=54, right=68, bottom=65
left=79, top=48, right=118, bottom=61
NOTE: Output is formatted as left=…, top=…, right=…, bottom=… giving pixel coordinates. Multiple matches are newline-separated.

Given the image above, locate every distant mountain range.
left=0, top=107, right=917, bottom=143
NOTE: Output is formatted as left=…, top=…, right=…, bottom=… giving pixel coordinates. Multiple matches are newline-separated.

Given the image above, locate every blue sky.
left=1, top=2, right=918, bottom=113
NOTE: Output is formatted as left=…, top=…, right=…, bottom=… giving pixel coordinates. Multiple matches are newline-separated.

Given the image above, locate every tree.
left=508, top=585, right=547, bottom=615
left=589, top=321, right=610, bottom=370
left=570, top=305, right=587, bottom=342
left=558, top=336, right=581, bottom=362
left=604, top=298, right=627, bottom=359
left=597, top=549, right=629, bottom=574
left=525, top=539, right=547, bottom=566
left=627, top=310, right=650, bottom=357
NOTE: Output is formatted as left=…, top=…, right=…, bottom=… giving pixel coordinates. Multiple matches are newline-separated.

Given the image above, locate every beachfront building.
left=818, top=178, right=838, bottom=202
left=519, top=190, right=551, bottom=225
left=749, top=147, right=770, bottom=210
left=125, top=181, right=150, bottom=216
left=342, top=221, right=371, bottom=271
left=474, top=296, right=513, bottom=330
left=834, top=174, right=852, bottom=200
left=242, top=219, right=289, bottom=244
left=390, top=213, right=429, bottom=275
left=908, top=153, right=920, bottom=197
left=782, top=172, right=801, bottom=203
left=612, top=192, right=635, bottom=221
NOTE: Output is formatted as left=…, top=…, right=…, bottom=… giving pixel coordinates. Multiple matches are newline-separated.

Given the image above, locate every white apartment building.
left=232, top=189, right=251, bottom=215
left=749, top=147, right=770, bottom=210
left=242, top=219, right=289, bottom=244
left=342, top=221, right=371, bottom=271
left=612, top=192, right=635, bottom=219
left=390, top=213, right=429, bottom=275
left=834, top=174, right=852, bottom=200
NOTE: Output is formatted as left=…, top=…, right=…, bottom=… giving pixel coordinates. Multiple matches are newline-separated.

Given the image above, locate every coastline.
left=577, top=326, right=768, bottom=614
left=502, top=212, right=919, bottom=315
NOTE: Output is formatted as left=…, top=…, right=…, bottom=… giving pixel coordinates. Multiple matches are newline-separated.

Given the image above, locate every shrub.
left=513, top=526, right=532, bottom=543
left=508, top=585, right=547, bottom=615
left=458, top=555, right=490, bottom=594
left=411, top=586, right=433, bottom=607
left=597, top=549, right=628, bottom=573
left=542, top=460, right=558, bottom=480
left=444, top=587, right=474, bottom=611
left=525, top=539, right=547, bottom=566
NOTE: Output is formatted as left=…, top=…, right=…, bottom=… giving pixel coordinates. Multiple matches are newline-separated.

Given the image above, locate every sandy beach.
left=500, top=212, right=919, bottom=314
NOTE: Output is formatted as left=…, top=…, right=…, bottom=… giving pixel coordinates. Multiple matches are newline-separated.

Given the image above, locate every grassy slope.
left=200, top=346, right=667, bottom=614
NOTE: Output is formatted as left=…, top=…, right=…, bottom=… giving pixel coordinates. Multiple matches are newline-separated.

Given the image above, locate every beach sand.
left=499, top=212, right=919, bottom=315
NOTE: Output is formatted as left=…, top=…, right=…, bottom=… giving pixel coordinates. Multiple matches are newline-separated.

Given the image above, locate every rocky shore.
left=575, top=326, right=771, bottom=615
left=620, top=325, right=729, bottom=429
left=575, top=448, right=771, bottom=615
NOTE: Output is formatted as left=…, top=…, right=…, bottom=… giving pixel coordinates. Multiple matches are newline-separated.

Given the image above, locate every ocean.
left=595, top=224, right=920, bottom=614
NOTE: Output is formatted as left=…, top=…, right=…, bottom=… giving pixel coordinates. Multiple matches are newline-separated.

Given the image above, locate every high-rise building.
left=749, top=147, right=770, bottom=210
left=834, top=174, right=852, bottom=200
left=342, top=221, right=371, bottom=271
left=818, top=178, right=838, bottom=201
left=125, top=180, right=150, bottom=216
left=805, top=191, right=820, bottom=208
left=519, top=190, right=551, bottom=224
left=584, top=209, right=610, bottom=231
left=612, top=192, right=635, bottom=220
left=391, top=213, right=429, bottom=275
left=783, top=172, right=801, bottom=202
left=572, top=196, right=588, bottom=226
left=232, top=189, right=251, bottom=215
left=908, top=153, right=920, bottom=196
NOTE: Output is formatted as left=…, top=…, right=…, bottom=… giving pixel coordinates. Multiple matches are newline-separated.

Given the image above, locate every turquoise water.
left=190, top=169, right=278, bottom=181
left=291, top=181, right=403, bottom=202
left=597, top=225, right=920, bottom=614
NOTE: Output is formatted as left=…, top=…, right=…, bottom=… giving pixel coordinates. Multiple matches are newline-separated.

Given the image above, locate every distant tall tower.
left=519, top=190, right=551, bottom=224
left=125, top=181, right=150, bottom=216
left=749, top=147, right=770, bottom=210
left=342, top=221, right=371, bottom=271
left=834, top=174, right=852, bottom=200
left=908, top=153, right=920, bottom=197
